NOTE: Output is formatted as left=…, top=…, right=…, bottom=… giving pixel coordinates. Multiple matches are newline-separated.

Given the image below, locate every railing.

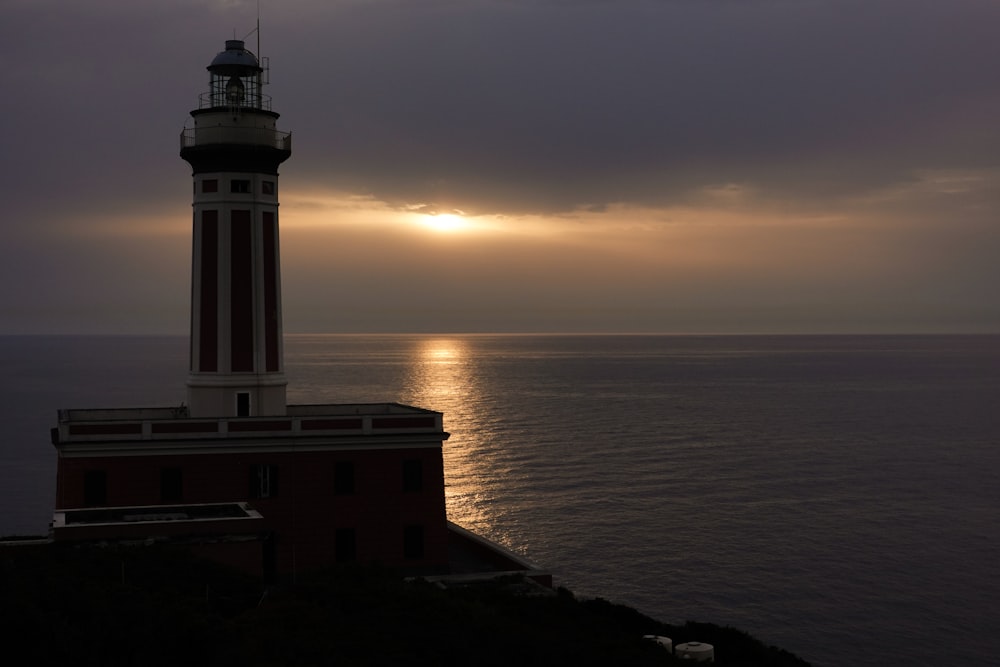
left=180, top=126, right=291, bottom=152
left=198, top=90, right=273, bottom=111
left=56, top=404, right=443, bottom=444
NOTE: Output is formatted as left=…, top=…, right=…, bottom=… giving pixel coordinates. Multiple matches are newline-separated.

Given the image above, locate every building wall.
left=55, top=445, right=449, bottom=575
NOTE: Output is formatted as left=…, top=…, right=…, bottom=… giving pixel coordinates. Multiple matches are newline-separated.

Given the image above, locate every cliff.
left=0, top=541, right=810, bottom=666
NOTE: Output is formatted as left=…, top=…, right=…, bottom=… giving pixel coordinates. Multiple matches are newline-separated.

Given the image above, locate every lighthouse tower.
left=180, top=40, right=292, bottom=418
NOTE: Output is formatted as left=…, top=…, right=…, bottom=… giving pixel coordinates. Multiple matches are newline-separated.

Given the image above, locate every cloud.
left=7, top=0, right=999, bottom=217
left=2, top=0, right=999, bottom=333
left=250, top=0, right=999, bottom=217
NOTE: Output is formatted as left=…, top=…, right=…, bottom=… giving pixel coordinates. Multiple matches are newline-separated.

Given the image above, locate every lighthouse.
left=180, top=39, right=292, bottom=418
left=48, top=37, right=548, bottom=586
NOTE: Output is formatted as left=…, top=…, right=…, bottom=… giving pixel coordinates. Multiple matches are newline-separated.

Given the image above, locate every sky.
left=2, top=0, right=999, bottom=335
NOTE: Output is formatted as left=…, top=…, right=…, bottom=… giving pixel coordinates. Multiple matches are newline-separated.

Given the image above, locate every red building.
left=49, top=39, right=547, bottom=585
left=52, top=403, right=451, bottom=577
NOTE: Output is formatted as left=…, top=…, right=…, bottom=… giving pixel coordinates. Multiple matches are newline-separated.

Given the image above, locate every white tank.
left=642, top=634, right=673, bottom=652
left=675, top=641, right=715, bottom=662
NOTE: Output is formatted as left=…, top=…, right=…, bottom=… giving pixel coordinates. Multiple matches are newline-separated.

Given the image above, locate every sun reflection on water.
left=399, top=337, right=513, bottom=546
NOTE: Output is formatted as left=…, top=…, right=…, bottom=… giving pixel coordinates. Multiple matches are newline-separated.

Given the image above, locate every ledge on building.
left=435, top=521, right=552, bottom=588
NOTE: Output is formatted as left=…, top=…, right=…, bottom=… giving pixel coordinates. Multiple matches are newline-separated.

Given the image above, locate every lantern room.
left=201, top=39, right=269, bottom=111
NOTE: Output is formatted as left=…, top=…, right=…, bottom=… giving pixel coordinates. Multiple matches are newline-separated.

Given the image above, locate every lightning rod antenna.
left=242, top=1, right=261, bottom=59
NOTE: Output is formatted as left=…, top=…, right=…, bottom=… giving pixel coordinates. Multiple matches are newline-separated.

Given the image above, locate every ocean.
left=2, top=334, right=998, bottom=666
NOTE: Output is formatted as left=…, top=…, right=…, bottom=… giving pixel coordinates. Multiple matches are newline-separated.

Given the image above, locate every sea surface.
left=2, top=334, right=998, bottom=666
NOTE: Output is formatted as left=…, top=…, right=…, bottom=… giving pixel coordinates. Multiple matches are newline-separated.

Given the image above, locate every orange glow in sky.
left=418, top=212, right=466, bottom=233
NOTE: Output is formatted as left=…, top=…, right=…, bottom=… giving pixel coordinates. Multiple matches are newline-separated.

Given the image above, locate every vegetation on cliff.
left=0, top=542, right=809, bottom=666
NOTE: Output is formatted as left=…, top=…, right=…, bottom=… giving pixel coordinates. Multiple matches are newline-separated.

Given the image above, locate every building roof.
left=53, top=402, right=449, bottom=456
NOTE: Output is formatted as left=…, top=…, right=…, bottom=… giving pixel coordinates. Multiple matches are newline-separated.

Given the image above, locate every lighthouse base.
left=186, top=373, right=288, bottom=418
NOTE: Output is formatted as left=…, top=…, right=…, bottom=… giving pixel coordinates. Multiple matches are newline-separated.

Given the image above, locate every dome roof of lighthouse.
left=208, top=40, right=261, bottom=74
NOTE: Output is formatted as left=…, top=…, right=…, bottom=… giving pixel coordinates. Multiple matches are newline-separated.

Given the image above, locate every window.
left=231, top=179, right=251, bottom=193
left=403, top=525, right=424, bottom=560
left=251, top=464, right=278, bottom=499
left=334, top=461, right=355, bottom=495
left=202, top=179, right=218, bottom=193
left=84, top=470, right=107, bottom=506
left=236, top=392, right=251, bottom=417
left=160, top=468, right=183, bottom=503
left=335, top=528, right=357, bottom=563
left=402, top=459, right=423, bottom=493
left=261, top=180, right=274, bottom=195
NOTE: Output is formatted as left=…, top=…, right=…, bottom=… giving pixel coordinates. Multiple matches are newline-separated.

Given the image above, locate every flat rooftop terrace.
left=54, top=502, right=260, bottom=527
left=50, top=502, right=266, bottom=544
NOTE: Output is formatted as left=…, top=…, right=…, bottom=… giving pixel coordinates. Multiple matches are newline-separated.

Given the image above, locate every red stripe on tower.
left=198, top=211, right=219, bottom=372
left=263, top=212, right=279, bottom=372
left=230, top=210, right=254, bottom=372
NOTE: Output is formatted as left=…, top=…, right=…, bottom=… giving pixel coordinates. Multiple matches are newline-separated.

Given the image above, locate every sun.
left=421, top=212, right=466, bottom=233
